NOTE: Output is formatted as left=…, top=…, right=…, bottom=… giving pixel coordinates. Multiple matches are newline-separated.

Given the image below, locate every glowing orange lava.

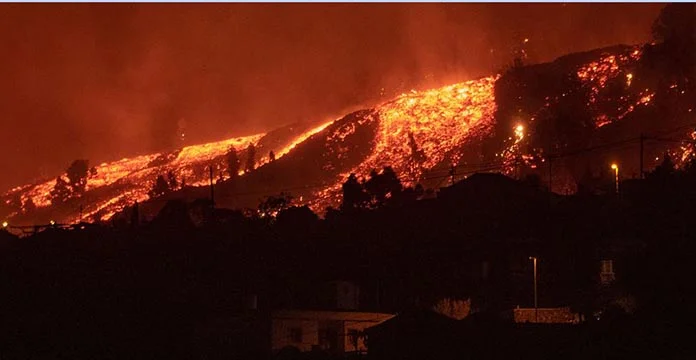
left=576, top=47, right=650, bottom=127
left=4, top=133, right=267, bottom=223
left=310, top=75, right=500, bottom=211
left=4, top=44, right=687, bottom=223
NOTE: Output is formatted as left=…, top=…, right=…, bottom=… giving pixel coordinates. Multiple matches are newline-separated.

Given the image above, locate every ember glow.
left=576, top=47, right=651, bottom=127
left=310, top=75, right=500, bottom=210
left=5, top=133, right=264, bottom=222
left=369, top=76, right=499, bottom=180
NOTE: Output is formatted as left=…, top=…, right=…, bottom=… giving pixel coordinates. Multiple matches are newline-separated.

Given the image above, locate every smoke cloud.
left=0, top=3, right=662, bottom=191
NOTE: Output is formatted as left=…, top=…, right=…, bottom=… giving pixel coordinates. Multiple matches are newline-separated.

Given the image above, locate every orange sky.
left=0, top=3, right=662, bottom=192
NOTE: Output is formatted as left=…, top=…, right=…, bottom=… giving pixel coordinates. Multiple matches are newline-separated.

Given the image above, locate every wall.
left=272, top=318, right=319, bottom=352
left=511, top=307, right=579, bottom=324
left=271, top=310, right=394, bottom=354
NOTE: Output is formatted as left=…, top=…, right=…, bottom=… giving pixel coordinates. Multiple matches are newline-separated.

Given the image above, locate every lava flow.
left=310, top=75, right=500, bottom=210
left=5, top=41, right=696, bottom=224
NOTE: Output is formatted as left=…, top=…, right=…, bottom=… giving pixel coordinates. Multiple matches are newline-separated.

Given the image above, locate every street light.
left=1, top=221, right=7, bottom=228
left=611, top=163, right=619, bottom=194
left=529, top=256, right=538, bottom=323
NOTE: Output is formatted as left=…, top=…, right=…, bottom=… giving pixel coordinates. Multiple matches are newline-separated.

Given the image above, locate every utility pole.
left=449, top=165, right=456, bottom=186
left=529, top=256, right=538, bottom=323
left=639, top=133, right=645, bottom=179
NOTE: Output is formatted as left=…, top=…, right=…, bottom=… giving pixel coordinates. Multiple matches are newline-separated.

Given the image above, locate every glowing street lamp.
left=2, top=221, right=7, bottom=228
left=611, top=163, right=619, bottom=194
left=529, top=256, right=538, bottom=323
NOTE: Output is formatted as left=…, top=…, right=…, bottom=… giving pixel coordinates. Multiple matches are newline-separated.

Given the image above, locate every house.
left=271, top=281, right=393, bottom=355
left=503, top=306, right=580, bottom=324
left=271, top=309, right=394, bottom=355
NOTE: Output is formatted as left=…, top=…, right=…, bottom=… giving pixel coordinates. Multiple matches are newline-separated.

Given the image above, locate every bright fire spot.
left=678, top=130, right=696, bottom=165
left=497, top=122, right=534, bottom=175
left=515, top=124, right=525, bottom=141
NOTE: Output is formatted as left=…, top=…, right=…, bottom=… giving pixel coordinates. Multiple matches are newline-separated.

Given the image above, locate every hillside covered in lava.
left=3, top=33, right=696, bottom=225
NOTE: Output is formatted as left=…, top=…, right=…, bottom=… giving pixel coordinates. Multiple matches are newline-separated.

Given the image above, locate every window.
left=289, top=327, right=302, bottom=343
left=600, top=259, right=615, bottom=285
left=601, top=260, right=614, bottom=274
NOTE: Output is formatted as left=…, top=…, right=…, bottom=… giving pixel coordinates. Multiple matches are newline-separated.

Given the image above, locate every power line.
left=154, top=134, right=671, bottom=203
left=14, top=121, right=696, bottom=227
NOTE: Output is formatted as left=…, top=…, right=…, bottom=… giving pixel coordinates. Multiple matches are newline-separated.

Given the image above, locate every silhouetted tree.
left=650, top=152, right=676, bottom=177
left=23, top=198, right=36, bottom=213
left=50, top=176, right=72, bottom=204
left=652, top=3, right=696, bottom=46
left=657, top=152, right=675, bottom=174
left=148, top=175, right=171, bottom=199
left=167, top=170, right=179, bottom=190
left=365, top=166, right=403, bottom=207
left=275, top=205, right=319, bottom=235
left=652, top=3, right=696, bottom=77
left=269, top=150, right=276, bottom=162
left=66, top=159, right=90, bottom=196
left=341, top=173, right=369, bottom=211
left=226, top=146, right=241, bottom=178
left=646, top=152, right=676, bottom=186
left=258, top=192, right=293, bottom=218
left=245, top=144, right=257, bottom=173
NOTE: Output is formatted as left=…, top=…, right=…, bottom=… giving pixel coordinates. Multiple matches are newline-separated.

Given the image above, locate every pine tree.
left=245, top=144, right=257, bottom=173
left=66, top=159, right=89, bottom=196
left=226, top=146, right=241, bottom=177
left=341, top=174, right=369, bottom=211
left=50, top=176, right=72, bottom=204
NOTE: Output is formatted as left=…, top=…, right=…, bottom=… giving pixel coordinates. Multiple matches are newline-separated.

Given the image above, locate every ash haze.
left=0, top=3, right=661, bottom=192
